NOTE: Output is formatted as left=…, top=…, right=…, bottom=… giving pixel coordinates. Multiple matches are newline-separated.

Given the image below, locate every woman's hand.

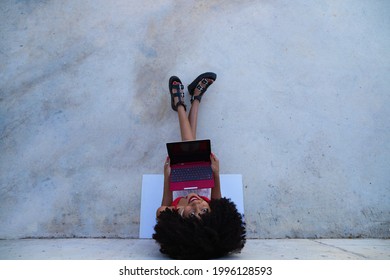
left=210, top=152, right=220, bottom=175
left=164, top=156, right=171, bottom=178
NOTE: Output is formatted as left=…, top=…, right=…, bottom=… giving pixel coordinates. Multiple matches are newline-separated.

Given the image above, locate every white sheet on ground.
left=139, top=174, right=244, bottom=238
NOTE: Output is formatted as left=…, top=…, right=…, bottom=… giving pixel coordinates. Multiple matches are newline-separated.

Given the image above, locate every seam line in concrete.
left=311, top=240, right=368, bottom=259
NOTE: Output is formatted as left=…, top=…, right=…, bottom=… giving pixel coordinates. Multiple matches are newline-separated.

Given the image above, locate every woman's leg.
left=188, top=99, right=200, bottom=139
left=177, top=105, right=195, bottom=141
left=188, top=78, right=214, bottom=139
left=171, top=81, right=194, bottom=141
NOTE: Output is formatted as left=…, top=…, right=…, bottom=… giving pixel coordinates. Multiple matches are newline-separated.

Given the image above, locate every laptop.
left=166, top=139, right=215, bottom=191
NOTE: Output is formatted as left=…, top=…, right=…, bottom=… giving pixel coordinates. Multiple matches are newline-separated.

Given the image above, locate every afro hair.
left=153, top=197, right=246, bottom=259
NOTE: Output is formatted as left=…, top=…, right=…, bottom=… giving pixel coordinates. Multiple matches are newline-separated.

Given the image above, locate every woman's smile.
left=175, top=193, right=210, bottom=218
left=188, top=195, right=201, bottom=204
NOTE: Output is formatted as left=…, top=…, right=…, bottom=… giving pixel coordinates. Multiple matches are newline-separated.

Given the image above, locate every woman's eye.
left=202, top=209, right=209, bottom=213
left=189, top=212, right=195, bottom=217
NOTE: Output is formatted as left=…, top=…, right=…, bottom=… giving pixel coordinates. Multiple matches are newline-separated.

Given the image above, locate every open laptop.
left=166, top=139, right=214, bottom=191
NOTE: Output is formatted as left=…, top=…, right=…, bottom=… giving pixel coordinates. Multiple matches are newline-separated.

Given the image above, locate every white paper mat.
left=139, top=174, right=244, bottom=238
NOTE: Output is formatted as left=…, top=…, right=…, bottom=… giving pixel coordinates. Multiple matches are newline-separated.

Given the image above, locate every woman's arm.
left=161, top=156, right=173, bottom=206
left=210, top=153, right=222, bottom=199
left=161, top=171, right=173, bottom=206
left=156, top=157, right=174, bottom=218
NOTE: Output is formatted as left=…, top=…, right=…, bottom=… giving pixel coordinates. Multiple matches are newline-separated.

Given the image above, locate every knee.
left=182, top=137, right=195, bottom=142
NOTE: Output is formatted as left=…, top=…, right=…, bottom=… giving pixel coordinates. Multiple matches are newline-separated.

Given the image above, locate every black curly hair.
left=153, top=197, right=246, bottom=259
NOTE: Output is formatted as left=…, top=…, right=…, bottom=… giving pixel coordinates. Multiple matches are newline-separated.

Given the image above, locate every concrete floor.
left=0, top=238, right=389, bottom=260
left=1, top=0, right=389, bottom=243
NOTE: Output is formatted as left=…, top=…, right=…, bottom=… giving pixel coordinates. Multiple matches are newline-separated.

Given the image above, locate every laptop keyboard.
left=171, top=166, right=213, bottom=182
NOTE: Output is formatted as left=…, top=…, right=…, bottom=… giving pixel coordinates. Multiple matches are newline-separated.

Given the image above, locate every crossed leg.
left=172, top=78, right=214, bottom=141
left=188, top=99, right=200, bottom=139
left=177, top=98, right=201, bottom=141
left=177, top=105, right=195, bottom=141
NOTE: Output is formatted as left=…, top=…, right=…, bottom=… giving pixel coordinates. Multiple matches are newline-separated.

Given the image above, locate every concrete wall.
left=1, top=0, right=389, bottom=239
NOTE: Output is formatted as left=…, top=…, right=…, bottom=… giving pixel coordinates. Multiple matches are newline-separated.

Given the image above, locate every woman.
left=153, top=72, right=246, bottom=259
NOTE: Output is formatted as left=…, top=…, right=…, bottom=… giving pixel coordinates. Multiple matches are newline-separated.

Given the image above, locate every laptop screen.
left=166, top=140, right=211, bottom=165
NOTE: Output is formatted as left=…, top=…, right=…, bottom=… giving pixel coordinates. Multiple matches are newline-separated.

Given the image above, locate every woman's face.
left=177, top=193, right=210, bottom=218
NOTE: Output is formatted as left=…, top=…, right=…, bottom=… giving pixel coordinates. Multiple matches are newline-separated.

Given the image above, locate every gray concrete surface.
left=1, top=0, right=390, bottom=240
left=0, top=239, right=389, bottom=260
